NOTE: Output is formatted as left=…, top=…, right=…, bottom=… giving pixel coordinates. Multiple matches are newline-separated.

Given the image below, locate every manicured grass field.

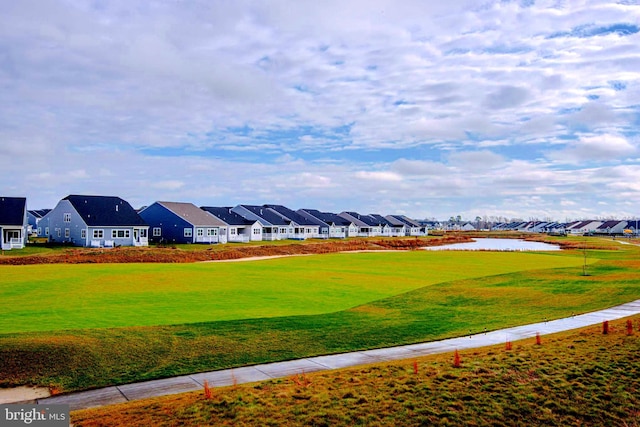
left=1, top=238, right=639, bottom=394
left=0, top=251, right=589, bottom=333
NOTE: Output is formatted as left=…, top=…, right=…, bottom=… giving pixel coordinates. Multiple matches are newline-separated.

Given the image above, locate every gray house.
left=39, top=195, right=149, bottom=247
left=0, top=197, right=28, bottom=250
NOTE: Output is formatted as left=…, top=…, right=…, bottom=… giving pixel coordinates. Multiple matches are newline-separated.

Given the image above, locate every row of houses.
left=492, top=220, right=639, bottom=235
left=0, top=194, right=427, bottom=250
left=3, top=195, right=637, bottom=251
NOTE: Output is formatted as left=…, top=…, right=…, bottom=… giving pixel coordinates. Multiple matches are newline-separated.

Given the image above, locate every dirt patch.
left=0, top=236, right=473, bottom=265
left=0, top=386, right=51, bottom=404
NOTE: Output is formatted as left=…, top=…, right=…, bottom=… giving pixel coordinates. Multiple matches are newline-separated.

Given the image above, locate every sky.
left=1, top=0, right=640, bottom=221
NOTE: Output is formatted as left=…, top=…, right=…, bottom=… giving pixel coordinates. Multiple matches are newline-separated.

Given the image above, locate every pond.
left=423, top=238, right=561, bottom=251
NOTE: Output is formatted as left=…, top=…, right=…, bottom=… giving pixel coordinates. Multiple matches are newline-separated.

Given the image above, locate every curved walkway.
left=36, top=299, right=640, bottom=411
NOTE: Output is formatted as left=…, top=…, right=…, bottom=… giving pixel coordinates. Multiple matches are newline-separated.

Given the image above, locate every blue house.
left=139, top=201, right=228, bottom=244
left=0, top=197, right=28, bottom=250
left=39, top=195, right=149, bottom=247
left=28, top=209, right=51, bottom=235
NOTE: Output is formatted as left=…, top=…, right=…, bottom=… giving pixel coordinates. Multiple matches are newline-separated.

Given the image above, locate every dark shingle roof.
left=300, top=209, right=352, bottom=226
left=238, top=205, right=290, bottom=226
left=0, top=197, right=26, bottom=225
left=265, top=205, right=323, bottom=227
left=28, top=209, right=51, bottom=219
left=200, top=207, right=256, bottom=226
left=64, top=195, right=146, bottom=227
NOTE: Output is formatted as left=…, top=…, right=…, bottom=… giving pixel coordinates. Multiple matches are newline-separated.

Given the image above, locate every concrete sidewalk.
left=37, top=299, right=640, bottom=411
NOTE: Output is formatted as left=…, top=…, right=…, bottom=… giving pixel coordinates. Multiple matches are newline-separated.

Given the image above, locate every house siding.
left=139, top=203, right=195, bottom=244
left=44, top=200, right=88, bottom=245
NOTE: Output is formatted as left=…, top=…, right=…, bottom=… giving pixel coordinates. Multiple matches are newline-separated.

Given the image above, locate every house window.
left=38, top=227, right=42, bottom=235
left=140, top=229, right=147, bottom=238
left=112, top=229, right=130, bottom=239
left=63, top=213, right=71, bottom=222
left=207, top=228, right=218, bottom=236
left=197, top=228, right=204, bottom=237
left=153, top=227, right=162, bottom=237
left=93, top=229, right=104, bottom=239
left=81, top=230, right=86, bottom=239
left=56, top=228, right=61, bottom=237
left=230, top=228, right=237, bottom=235
left=253, top=228, right=261, bottom=235
left=184, top=228, right=193, bottom=237
left=280, top=228, right=287, bottom=234
left=65, top=228, right=70, bottom=238
left=45, top=227, right=49, bottom=235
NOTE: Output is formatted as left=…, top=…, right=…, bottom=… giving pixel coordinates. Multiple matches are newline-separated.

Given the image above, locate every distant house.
left=0, top=197, right=28, bottom=250
left=386, top=215, right=425, bottom=236
left=232, top=205, right=295, bottom=241
left=296, top=209, right=352, bottom=239
left=369, top=214, right=395, bottom=237
left=264, top=204, right=322, bottom=239
left=27, top=209, right=51, bottom=235
left=566, top=220, right=603, bottom=235
left=594, top=220, right=628, bottom=235
left=139, top=201, right=228, bottom=244
left=39, top=195, right=148, bottom=247
left=338, top=212, right=380, bottom=237
left=201, top=206, right=263, bottom=242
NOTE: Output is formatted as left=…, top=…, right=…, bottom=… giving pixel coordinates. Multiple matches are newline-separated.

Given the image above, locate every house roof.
left=201, top=207, right=256, bottom=226
left=0, top=197, right=26, bottom=226
left=339, top=212, right=370, bottom=227
left=28, top=209, right=51, bottom=219
left=155, top=202, right=226, bottom=227
left=596, top=220, right=625, bottom=230
left=299, top=209, right=353, bottom=226
left=265, top=205, right=324, bottom=227
left=369, top=214, right=394, bottom=227
left=236, top=205, right=290, bottom=226
left=387, top=215, right=420, bottom=228
left=64, top=195, right=147, bottom=227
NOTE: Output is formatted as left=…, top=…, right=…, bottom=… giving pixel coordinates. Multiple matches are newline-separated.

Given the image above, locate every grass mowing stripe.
left=0, top=251, right=588, bottom=333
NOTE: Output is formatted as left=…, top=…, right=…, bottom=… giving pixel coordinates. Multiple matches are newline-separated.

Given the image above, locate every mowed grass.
left=0, top=251, right=589, bottom=333
left=71, top=315, right=640, bottom=427
left=2, top=238, right=640, bottom=393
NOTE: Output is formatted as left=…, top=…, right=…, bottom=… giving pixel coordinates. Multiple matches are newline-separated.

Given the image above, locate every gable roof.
left=155, top=201, right=226, bottom=227
left=387, top=214, right=421, bottom=228
left=264, top=204, right=323, bottom=227
left=299, top=209, right=353, bottom=226
left=0, top=197, right=27, bottom=226
left=368, top=214, right=394, bottom=227
left=28, top=209, right=51, bottom=219
left=339, top=211, right=370, bottom=227
left=201, top=207, right=257, bottom=226
left=64, top=195, right=147, bottom=227
left=596, top=220, right=626, bottom=230
left=236, top=205, right=291, bottom=226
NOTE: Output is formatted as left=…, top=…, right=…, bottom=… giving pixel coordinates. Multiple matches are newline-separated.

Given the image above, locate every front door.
left=133, top=229, right=139, bottom=242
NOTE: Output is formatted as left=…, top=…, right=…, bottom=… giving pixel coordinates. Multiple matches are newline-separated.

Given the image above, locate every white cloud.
left=547, top=134, right=637, bottom=164
left=1, top=0, right=640, bottom=219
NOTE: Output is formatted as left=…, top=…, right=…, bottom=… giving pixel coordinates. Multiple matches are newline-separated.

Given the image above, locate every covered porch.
left=1, top=226, right=26, bottom=250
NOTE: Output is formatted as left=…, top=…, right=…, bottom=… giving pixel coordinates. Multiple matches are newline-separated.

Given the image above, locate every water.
left=423, top=238, right=561, bottom=251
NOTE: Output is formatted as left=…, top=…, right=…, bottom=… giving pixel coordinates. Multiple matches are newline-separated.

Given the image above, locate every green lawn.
left=0, top=251, right=589, bottom=333
left=2, top=239, right=640, bottom=393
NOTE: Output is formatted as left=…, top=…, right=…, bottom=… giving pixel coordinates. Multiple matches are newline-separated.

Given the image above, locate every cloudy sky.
left=2, top=0, right=640, bottom=221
